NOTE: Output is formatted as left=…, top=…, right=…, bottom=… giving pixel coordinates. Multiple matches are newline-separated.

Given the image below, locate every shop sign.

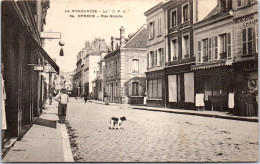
left=34, top=65, right=44, bottom=71
left=234, top=14, right=258, bottom=27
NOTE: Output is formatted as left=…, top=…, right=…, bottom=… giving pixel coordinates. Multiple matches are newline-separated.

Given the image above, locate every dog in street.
left=109, top=117, right=126, bottom=129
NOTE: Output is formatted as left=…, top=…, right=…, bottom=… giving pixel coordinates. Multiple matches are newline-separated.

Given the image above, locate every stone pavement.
left=2, top=101, right=74, bottom=162
left=88, top=99, right=258, bottom=122
left=66, top=99, right=259, bottom=162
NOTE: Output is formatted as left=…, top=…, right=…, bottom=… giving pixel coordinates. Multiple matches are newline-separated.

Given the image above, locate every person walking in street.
left=49, top=92, right=53, bottom=105
left=55, top=88, right=69, bottom=124
left=104, top=92, right=109, bottom=105
left=84, top=92, right=88, bottom=103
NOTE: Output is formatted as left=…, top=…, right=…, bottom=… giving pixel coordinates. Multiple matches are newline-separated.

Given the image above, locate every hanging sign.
left=34, top=65, right=44, bottom=71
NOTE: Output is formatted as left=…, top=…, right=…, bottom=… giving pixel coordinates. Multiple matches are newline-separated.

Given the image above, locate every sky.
left=44, top=0, right=162, bottom=72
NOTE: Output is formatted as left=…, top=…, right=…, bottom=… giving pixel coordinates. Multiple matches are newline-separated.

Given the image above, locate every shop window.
left=171, top=38, right=178, bottom=61
left=182, top=4, right=189, bottom=23
left=171, top=9, right=177, bottom=27
left=198, top=41, right=201, bottom=62
left=132, top=82, right=139, bottom=96
left=147, top=79, right=162, bottom=99
left=242, top=27, right=256, bottom=55
left=182, top=34, right=190, bottom=59
left=203, top=39, right=208, bottom=62
left=132, top=59, right=139, bottom=73
left=148, top=21, right=155, bottom=39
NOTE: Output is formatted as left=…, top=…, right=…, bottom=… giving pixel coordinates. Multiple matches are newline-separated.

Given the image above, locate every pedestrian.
left=49, top=92, right=53, bottom=105
left=104, top=92, right=109, bottom=105
left=55, top=88, right=69, bottom=124
left=84, top=92, right=88, bottom=103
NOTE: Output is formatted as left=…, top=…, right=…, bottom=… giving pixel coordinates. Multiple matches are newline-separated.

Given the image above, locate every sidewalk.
left=2, top=101, right=74, bottom=163
left=88, top=99, right=258, bottom=122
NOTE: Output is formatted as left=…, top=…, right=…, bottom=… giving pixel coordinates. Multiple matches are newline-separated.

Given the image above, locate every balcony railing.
left=220, top=52, right=227, bottom=59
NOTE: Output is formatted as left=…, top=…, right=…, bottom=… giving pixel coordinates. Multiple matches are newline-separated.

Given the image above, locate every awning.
left=27, top=33, right=59, bottom=74
left=10, top=0, right=59, bottom=74
left=191, top=61, right=233, bottom=70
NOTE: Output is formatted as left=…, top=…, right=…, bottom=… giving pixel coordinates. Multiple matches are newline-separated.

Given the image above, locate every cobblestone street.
left=66, top=98, right=258, bottom=162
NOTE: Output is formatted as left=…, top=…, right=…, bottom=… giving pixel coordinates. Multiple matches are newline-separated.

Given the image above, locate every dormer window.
left=220, top=0, right=232, bottom=12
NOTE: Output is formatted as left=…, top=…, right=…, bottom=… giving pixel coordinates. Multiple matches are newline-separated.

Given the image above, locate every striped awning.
left=191, top=61, right=233, bottom=70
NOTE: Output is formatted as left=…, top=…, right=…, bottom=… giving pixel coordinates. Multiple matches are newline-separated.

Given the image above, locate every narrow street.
left=66, top=98, right=258, bottom=162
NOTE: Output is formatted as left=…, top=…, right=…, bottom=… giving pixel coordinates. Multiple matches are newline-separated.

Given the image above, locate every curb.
left=132, top=107, right=258, bottom=122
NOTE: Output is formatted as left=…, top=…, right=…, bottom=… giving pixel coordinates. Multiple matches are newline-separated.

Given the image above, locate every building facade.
left=163, top=0, right=196, bottom=109
left=192, top=0, right=234, bottom=111
left=1, top=0, right=59, bottom=139
left=104, top=26, right=147, bottom=104
left=232, top=0, right=258, bottom=116
left=144, top=2, right=166, bottom=107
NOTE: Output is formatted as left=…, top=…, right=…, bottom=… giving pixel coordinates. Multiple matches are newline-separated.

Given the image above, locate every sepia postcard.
left=1, top=0, right=259, bottom=162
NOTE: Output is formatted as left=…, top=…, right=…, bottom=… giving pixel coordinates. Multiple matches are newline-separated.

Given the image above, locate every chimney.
left=120, top=26, right=125, bottom=48
left=111, top=36, right=115, bottom=51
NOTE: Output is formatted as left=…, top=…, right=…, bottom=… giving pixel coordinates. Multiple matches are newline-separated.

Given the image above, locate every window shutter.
left=242, top=28, right=247, bottom=55
left=147, top=53, right=149, bottom=68
left=161, top=48, right=164, bottom=65
left=153, top=21, right=155, bottom=38
left=215, top=36, right=218, bottom=59
left=198, top=41, right=201, bottom=62
left=227, top=33, right=231, bottom=58
left=252, top=27, right=256, bottom=53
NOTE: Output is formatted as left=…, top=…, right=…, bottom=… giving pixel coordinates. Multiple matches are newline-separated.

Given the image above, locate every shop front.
left=165, top=64, right=195, bottom=110
left=193, top=64, right=234, bottom=112
left=146, top=70, right=165, bottom=107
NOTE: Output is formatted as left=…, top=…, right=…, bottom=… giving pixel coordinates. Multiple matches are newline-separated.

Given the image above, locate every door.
left=177, top=74, right=185, bottom=107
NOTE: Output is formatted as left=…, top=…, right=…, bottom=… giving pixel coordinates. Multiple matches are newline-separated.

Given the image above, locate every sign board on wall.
left=34, top=65, right=44, bottom=71
left=40, top=32, right=61, bottom=39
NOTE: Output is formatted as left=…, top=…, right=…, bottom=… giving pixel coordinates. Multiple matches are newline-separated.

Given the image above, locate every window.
left=256, top=25, right=258, bottom=53
left=171, top=39, right=178, bottom=60
left=227, top=33, right=231, bottom=58
left=148, top=22, right=155, bottom=39
left=147, top=79, right=162, bottom=99
left=158, top=18, right=162, bottom=36
left=115, top=60, right=118, bottom=74
left=160, top=48, right=165, bottom=65
left=220, top=0, right=232, bottom=12
left=171, top=9, right=177, bottom=27
left=219, top=33, right=227, bottom=59
left=155, top=50, right=158, bottom=66
left=182, top=4, right=189, bottom=23
left=157, top=49, right=161, bottom=65
left=182, top=35, right=190, bottom=59
left=208, top=38, right=212, bottom=61
left=213, top=36, right=218, bottom=60
left=238, top=0, right=241, bottom=6
left=147, top=53, right=149, bottom=68
left=242, top=27, right=256, bottom=55
left=150, top=51, right=154, bottom=67
left=132, top=59, right=139, bottom=73
left=198, top=41, right=201, bottom=62
left=158, top=48, right=163, bottom=65
left=132, top=82, right=139, bottom=96
left=203, top=39, right=208, bottom=62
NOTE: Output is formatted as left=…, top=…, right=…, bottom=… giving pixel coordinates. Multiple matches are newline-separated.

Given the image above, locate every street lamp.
left=59, top=40, right=65, bottom=56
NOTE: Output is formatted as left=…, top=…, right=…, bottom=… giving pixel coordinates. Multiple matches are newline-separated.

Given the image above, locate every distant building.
left=104, top=25, right=147, bottom=104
